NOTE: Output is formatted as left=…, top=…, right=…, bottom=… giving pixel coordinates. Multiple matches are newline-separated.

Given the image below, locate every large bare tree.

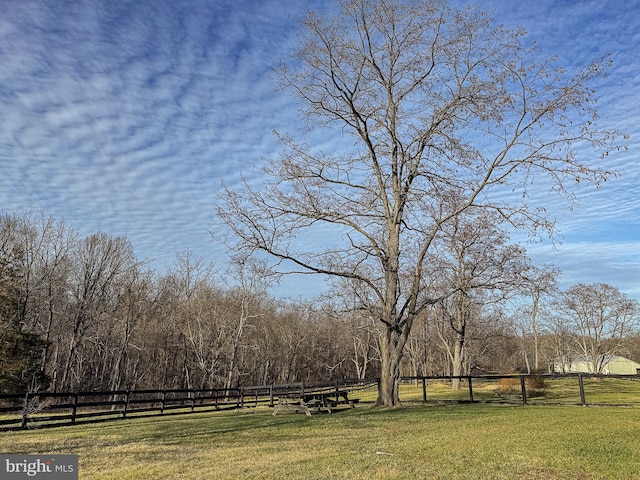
left=218, top=0, right=621, bottom=406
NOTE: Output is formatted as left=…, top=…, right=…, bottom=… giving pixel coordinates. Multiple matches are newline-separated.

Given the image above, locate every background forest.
left=1, top=211, right=639, bottom=394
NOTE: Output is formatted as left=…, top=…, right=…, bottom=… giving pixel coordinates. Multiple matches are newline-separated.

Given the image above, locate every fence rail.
left=1, top=374, right=638, bottom=431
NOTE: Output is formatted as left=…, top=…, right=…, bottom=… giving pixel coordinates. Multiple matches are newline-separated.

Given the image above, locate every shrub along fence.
left=1, top=374, right=638, bottom=431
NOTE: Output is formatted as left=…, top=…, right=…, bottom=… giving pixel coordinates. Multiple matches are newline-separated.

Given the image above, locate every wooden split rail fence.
left=3, top=374, right=639, bottom=431
left=402, top=373, right=640, bottom=406
left=0, top=379, right=377, bottom=431
left=0, top=388, right=244, bottom=430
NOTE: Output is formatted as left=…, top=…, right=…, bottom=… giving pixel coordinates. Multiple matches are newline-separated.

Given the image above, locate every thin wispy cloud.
left=0, top=0, right=638, bottom=299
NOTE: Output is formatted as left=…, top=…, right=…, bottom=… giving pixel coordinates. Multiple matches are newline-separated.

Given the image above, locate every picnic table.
left=272, top=388, right=359, bottom=416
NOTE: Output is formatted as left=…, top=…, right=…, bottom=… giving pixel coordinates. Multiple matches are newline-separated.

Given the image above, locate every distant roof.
left=564, top=355, right=640, bottom=365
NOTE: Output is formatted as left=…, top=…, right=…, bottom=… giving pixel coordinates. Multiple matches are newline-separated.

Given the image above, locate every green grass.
left=1, top=403, right=639, bottom=479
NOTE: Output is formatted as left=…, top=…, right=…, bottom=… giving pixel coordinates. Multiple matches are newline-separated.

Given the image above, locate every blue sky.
left=1, top=0, right=639, bottom=300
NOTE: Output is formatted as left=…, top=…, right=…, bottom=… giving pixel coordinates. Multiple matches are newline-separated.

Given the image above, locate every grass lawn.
left=1, top=403, right=639, bottom=479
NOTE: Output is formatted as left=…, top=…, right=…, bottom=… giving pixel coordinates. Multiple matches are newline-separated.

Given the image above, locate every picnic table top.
left=271, top=389, right=359, bottom=416
left=276, top=389, right=349, bottom=400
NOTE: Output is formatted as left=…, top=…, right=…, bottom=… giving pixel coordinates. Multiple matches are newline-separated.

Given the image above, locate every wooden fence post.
left=520, top=376, right=527, bottom=405
left=467, top=376, right=474, bottom=403
left=123, top=391, right=130, bottom=418
left=71, top=393, right=79, bottom=423
left=422, top=377, right=427, bottom=402
left=269, top=385, right=274, bottom=407
left=21, top=392, right=31, bottom=429
left=578, top=374, right=586, bottom=406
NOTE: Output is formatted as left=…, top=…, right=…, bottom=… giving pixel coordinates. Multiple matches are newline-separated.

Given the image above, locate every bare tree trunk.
left=60, top=310, right=85, bottom=391
left=523, top=347, right=531, bottom=375
left=51, top=343, right=62, bottom=391
left=352, top=337, right=363, bottom=380
left=224, top=339, right=241, bottom=395
left=376, top=325, right=408, bottom=407
left=41, top=284, right=55, bottom=379
left=224, top=307, right=251, bottom=394
left=531, top=297, right=540, bottom=372
left=451, top=332, right=465, bottom=391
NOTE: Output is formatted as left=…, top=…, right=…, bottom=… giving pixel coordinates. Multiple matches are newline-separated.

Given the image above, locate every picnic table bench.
left=272, top=389, right=359, bottom=416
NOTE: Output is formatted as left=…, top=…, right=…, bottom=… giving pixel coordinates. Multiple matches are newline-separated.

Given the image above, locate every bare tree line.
left=0, top=212, right=368, bottom=393
left=1, top=211, right=638, bottom=395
